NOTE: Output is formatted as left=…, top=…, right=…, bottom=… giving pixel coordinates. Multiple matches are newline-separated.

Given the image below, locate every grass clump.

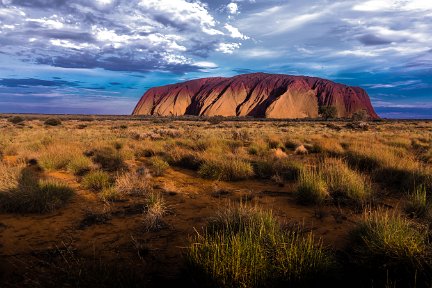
left=405, top=185, right=430, bottom=218
left=82, top=170, right=111, bottom=191
left=187, top=205, right=334, bottom=288
left=345, top=142, right=430, bottom=191
left=254, top=157, right=303, bottom=181
left=149, top=157, right=169, bottom=176
left=143, top=192, right=167, bottom=231
left=321, top=158, right=372, bottom=206
left=199, top=157, right=254, bottom=181
left=38, top=145, right=79, bottom=171
left=114, top=170, right=152, bottom=196
left=350, top=210, right=431, bottom=286
left=99, top=187, right=121, bottom=202
left=296, top=167, right=329, bottom=205
left=67, top=155, right=94, bottom=176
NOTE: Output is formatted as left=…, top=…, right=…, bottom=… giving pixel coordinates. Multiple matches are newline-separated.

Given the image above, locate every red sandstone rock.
left=132, top=73, right=379, bottom=119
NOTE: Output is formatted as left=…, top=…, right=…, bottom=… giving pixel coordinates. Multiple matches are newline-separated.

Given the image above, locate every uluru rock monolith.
left=132, top=73, right=379, bottom=119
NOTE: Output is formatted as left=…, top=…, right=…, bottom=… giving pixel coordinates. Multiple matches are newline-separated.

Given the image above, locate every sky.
left=0, top=0, right=431, bottom=118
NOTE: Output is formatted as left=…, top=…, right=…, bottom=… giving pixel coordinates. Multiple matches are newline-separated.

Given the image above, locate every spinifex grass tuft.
left=295, top=166, right=329, bottom=205
left=350, top=209, right=432, bottom=286
left=187, top=204, right=334, bottom=288
left=198, top=157, right=254, bottom=181
left=321, top=158, right=372, bottom=206
left=405, top=185, right=430, bottom=218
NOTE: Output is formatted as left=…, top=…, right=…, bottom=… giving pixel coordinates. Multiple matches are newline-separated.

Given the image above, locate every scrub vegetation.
left=0, top=114, right=431, bottom=287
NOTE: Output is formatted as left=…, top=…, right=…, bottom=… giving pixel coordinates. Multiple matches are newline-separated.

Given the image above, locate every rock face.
left=132, top=73, right=379, bottom=119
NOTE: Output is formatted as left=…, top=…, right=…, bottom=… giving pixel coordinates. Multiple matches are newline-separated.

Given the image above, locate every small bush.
left=208, top=116, right=224, bottom=125
left=92, top=147, right=125, bottom=171
left=296, top=167, right=329, bottom=205
left=82, top=170, right=111, bottom=191
left=187, top=205, right=334, bottom=287
left=67, top=156, right=94, bottom=176
left=44, top=118, right=62, bottom=126
left=319, top=106, right=337, bottom=120
left=8, top=116, right=25, bottom=124
left=350, top=210, right=431, bottom=286
left=149, top=157, right=169, bottom=176
left=76, top=124, right=87, bottom=129
left=199, top=157, right=254, bottom=181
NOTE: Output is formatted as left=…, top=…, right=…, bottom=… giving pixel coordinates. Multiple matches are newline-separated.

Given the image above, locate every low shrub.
left=165, top=147, right=203, bottom=170
left=8, top=116, right=25, bottom=124
left=208, top=116, right=224, bottom=125
left=44, top=118, right=62, bottom=126
left=91, top=147, right=126, bottom=171
left=198, top=157, right=254, bottom=181
left=82, top=170, right=111, bottom=191
left=295, top=167, right=328, bottom=205
left=187, top=205, right=335, bottom=287
left=350, top=210, right=432, bottom=286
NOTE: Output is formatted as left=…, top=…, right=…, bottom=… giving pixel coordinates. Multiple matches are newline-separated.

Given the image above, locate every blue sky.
left=0, top=0, right=431, bottom=118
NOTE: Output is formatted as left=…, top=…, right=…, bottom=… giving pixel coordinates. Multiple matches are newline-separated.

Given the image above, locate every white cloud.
left=353, top=0, right=432, bottom=12
left=224, top=24, right=249, bottom=40
left=26, top=17, right=64, bottom=29
left=162, top=53, right=190, bottom=65
left=139, top=0, right=223, bottom=35
left=240, top=48, right=282, bottom=58
left=216, top=42, right=241, bottom=54
left=337, top=49, right=378, bottom=57
left=193, top=61, right=218, bottom=68
left=50, top=39, right=98, bottom=50
left=352, top=0, right=395, bottom=12
left=227, top=3, right=239, bottom=14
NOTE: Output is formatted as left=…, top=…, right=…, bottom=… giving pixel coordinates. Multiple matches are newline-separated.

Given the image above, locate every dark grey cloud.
left=9, top=0, right=68, bottom=8
left=0, top=78, right=79, bottom=88
left=358, top=34, right=393, bottom=46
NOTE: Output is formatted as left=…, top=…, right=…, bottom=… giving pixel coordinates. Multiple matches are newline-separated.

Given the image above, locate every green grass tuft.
left=295, top=167, right=329, bottom=205
left=198, top=157, right=254, bottom=181
left=82, top=170, right=112, bottom=192
left=350, top=210, right=431, bottom=286
left=187, top=204, right=334, bottom=288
